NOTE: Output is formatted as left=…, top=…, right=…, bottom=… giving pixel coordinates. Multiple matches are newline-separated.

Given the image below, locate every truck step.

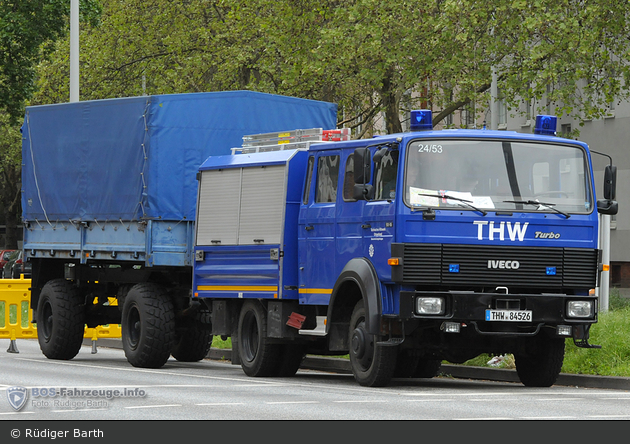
left=298, top=316, right=327, bottom=337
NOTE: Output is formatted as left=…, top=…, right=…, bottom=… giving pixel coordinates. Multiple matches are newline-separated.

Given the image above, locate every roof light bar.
left=410, top=109, right=433, bottom=131
left=534, top=115, right=557, bottom=136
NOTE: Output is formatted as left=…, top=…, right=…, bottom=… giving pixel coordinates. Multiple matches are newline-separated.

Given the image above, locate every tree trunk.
left=380, top=68, right=403, bottom=135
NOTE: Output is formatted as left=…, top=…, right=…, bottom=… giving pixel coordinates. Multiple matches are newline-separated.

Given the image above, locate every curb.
left=85, top=338, right=630, bottom=390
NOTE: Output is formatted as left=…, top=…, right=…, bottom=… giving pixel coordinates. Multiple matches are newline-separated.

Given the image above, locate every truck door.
left=362, top=147, right=398, bottom=280
left=298, top=151, right=341, bottom=305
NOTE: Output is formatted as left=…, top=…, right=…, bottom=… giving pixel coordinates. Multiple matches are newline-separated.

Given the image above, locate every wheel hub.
left=351, top=327, right=366, bottom=359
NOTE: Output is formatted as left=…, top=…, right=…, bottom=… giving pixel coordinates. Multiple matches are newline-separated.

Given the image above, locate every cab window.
left=316, top=155, right=340, bottom=203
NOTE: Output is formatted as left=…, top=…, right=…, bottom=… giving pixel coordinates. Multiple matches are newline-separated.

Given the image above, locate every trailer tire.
left=349, top=300, right=397, bottom=387
left=237, top=300, right=281, bottom=377
left=37, top=279, right=85, bottom=360
left=515, top=335, right=565, bottom=387
left=171, top=308, right=213, bottom=362
left=122, top=283, right=175, bottom=368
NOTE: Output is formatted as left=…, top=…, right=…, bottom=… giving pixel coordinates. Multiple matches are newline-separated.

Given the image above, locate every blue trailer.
left=21, top=91, right=338, bottom=367
left=193, top=111, right=618, bottom=387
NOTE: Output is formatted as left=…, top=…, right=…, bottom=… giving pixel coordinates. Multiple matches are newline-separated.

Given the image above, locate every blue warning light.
left=410, top=109, right=433, bottom=131
left=534, top=115, right=557, bottom=136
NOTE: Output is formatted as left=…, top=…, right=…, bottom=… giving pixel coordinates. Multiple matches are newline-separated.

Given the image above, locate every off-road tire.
left=515, top=335, right=565, bottom=387
left=171, top=308, right=213, bottom=362
left=122, top=283, right=175, bottom=368
left=349, top=300, right=397, bottom=387
left=37, top=279, right=85, bottom=360
left=275, top=344, right=306, bottom=377
left=237, top=300, right=281, bottom=377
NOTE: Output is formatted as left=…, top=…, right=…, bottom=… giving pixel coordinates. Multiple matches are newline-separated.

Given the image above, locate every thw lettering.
left=473, top=221, right=529, bottom=241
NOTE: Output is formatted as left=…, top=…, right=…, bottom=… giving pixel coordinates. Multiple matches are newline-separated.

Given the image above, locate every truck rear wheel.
left=515, top=335, right=565, bottom=387
left=275, top=344, right=306, bottom=377
left=171, top=307, right=213, bottom=362
left=122, top=283, right=175, bottom=368
left=237, top=300, right=281, bottom=377
left=349, top=300, right=397, bottom=387
left=37, top=279, right=85, bottom=360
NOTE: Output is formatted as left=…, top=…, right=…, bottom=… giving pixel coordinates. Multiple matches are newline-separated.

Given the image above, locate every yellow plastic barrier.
left=0, top=278, right=37, bottom=353
left=0, top=278, right=122, bottom=353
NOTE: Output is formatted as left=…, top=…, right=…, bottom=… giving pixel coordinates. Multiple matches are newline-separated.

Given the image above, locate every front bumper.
left=399, top=290, right=598, bottom=331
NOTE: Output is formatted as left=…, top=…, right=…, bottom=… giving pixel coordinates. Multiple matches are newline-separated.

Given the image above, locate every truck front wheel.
left=515, top=334, right=565, bottom=387
left=237, top=300, right=281, bottom=377
left=37, top=279, right=85, bottom=360
left=122, top=283, right=175, bottom=368
left=349, top=300, right=397, bottom=387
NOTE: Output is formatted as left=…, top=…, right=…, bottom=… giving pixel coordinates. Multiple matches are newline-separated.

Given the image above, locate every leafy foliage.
left=0, top=0, right=101, bottom=248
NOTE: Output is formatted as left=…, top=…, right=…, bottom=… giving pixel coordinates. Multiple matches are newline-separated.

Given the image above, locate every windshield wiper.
left=419, top=193, right=488, bottom=216
left=503, top=200, right=570, bottom=219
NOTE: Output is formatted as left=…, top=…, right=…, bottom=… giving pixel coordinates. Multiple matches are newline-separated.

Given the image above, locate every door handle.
left=305, top=225, right=314, bottom=231
left=361, top=224, right=371, bottom=229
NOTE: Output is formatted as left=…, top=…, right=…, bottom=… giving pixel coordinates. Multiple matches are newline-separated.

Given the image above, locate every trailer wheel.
left=122, top=283, right=175, bottom=368
left=171, top=308, right=213, bottom=362
left=515, top=335, right=565, bottom=387
left=349, top=300, right=397, bottom=387
left=37, top=279, right=85, bottom=360
left=237, top=300, right=281, bottom=377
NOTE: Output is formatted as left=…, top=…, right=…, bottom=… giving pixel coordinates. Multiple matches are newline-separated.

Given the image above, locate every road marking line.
left=534, top=398, right=584, bottom=401
left=519, top=416, right=576, bottom=420
left=588, top=415, right=630, bottom=419
left=125, top=404, right=182, bottom=409
left=265, top=401, right=320, bottom=405
left=455, top=417, right=513, bottom=420
left=195, top=402, right=245, bottom=406
left=334, top=400, right=388, bottom=403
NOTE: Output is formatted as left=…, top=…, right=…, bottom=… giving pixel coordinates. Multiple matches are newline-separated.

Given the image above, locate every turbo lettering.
left=535, top=231, right=561, bottom=239
left=473, top=221, right=529, bottom=241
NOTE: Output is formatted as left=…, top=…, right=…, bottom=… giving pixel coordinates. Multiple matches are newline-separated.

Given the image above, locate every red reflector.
left=286, top=312, right=307, bottom=329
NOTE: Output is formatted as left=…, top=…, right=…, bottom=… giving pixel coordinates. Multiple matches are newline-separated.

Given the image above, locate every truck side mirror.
left=603, top=164, right=617, bottom=201
left=353, top=147, right=371, bottom=184
left=597, top=199, right=618, bottom=215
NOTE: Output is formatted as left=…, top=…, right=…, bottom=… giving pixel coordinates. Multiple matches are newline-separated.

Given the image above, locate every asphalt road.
left=1, top=338, right=630, bottom=423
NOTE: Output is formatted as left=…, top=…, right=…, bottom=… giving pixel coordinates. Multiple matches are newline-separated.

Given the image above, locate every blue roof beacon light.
left=410, top=109, right=433, bottom=131
left=534, top=114, right=558, bottom=136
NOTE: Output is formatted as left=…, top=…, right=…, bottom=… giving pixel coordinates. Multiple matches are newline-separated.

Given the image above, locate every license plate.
left=485, top=309, right=532, bottom=322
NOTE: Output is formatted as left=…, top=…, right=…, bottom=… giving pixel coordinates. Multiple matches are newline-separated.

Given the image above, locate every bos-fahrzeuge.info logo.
left=7, top=386, right=28, bottom=411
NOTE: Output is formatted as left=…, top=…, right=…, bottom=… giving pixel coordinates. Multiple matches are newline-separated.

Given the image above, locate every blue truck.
left=193, top=111, right=618, bottom=387
left=21, top=91, right=338, bottom=367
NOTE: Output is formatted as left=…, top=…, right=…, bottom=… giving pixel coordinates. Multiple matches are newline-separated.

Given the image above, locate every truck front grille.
left=392, top=243, right=598, bottom=289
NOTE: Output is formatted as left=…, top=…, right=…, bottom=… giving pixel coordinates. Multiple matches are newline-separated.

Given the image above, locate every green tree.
left=33, top=0, right=630, bottom=135
left=0, top=0, right=101, bottom=249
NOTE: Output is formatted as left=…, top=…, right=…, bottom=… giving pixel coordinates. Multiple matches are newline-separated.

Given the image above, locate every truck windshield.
left=404, top=139, right=592, bottom=214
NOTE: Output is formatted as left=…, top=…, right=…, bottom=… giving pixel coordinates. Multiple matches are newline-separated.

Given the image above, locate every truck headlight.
left=416, top=297, right=445, bottom=315
left=567, top=300, right=593, bottom=318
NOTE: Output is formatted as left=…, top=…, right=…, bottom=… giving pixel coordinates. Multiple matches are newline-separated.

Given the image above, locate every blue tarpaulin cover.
left=22, top=91, right=337, bottom=222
